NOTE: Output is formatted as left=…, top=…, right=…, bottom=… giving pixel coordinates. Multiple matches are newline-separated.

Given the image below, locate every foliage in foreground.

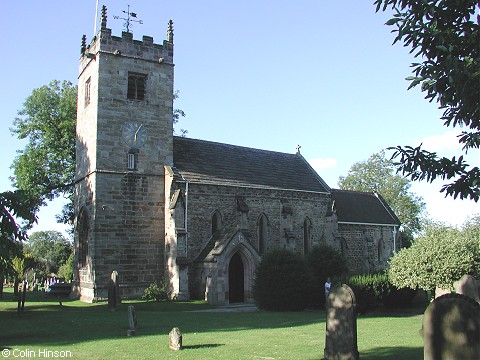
left=375, top=0, right=480, bottom=201
left=253, top=248, right=314, bottom=311
left=388, top=217, right=480, bottom=291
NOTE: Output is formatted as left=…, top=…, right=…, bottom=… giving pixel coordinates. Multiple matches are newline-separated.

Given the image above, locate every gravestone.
left=324, top=284, right=359, bottom=360
left=127, top=305, right=137, bottom=336
left=169, top=327, right=182, bottom=350
left=108, top=270, right=121, bottom=311
left=454, top=275, right=480, bottom=303
left=423, top=293, right=480, bottom=360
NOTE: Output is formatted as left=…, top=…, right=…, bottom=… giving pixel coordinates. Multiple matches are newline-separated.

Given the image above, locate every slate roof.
left=172, top=137, right=330, bottom=193
left=331, top=189, right=400, bottom=226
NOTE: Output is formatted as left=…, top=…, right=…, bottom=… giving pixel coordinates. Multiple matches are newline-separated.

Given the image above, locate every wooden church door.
left=228, top=253, right=244, bottom=303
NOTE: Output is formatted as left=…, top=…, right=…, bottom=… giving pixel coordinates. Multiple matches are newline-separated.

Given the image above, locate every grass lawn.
left=0, top=288, right=425, bottom=359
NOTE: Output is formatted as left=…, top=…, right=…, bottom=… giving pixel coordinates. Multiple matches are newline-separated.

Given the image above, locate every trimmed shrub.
left=306, top=245, right=348, bottom=307
left=253, top=248, right=314, bottom=311
left=143, top=280, right=169, bottom=301
left=344, top=273, right=390, bottom=313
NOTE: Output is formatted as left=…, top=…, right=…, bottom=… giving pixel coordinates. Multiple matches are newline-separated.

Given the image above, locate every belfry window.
left=127, top=72, right=147, bottom=100
left=377, top=239, right=385, bottom=262
left=127, top=149, right=138, bottom=170
left=84, top=77, right=91, bottom=107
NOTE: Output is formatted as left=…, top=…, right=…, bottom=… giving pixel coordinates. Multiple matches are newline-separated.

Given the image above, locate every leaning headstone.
left=169, top=327, right=182, bottom=351
left=454, top=275, right=480, bottom=303
left=111, top=270, right=121, bottom=303
left=423, top=293, right=480, bottom=360
left=324, top=284, right=359, bottom=360
left=127, top=305, right=137, bottom=336
left=108, top=270, right=121, bottom=311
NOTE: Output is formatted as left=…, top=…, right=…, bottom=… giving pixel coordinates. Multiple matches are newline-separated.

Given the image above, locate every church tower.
left=73, top=6, right=174, bottom=301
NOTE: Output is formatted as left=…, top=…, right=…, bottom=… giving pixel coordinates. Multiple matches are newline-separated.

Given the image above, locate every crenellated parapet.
left=79, top=5, right=174, bottom=75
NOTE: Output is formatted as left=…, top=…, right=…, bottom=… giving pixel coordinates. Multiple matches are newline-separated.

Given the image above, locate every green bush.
left=143, top=280, right=169, bottom=301
left=306, top=245, right=348, bottom=307
left=344, top=273, right=390, bottom=313
left=253, top=248, right=314, bottom=311
left=388, top=220, right=480, bottom=291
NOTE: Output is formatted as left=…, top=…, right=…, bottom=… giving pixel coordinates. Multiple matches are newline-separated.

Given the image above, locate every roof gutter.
left=174, top=178, right=330, bottom=196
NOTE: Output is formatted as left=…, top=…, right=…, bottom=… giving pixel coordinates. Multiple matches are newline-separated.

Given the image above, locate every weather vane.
left=113, top=5, right=143, bottom=33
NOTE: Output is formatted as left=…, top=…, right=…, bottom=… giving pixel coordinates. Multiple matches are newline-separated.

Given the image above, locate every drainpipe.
left=184, top=181, right=189, bottom=258
left=392, top=226, right=397, bottom=254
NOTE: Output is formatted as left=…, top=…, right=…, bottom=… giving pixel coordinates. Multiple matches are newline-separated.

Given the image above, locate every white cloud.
left=308, top=157, right=337, bottom=172
left=416, top=130, right=462, bottom=152
left=411, top=181, right=480, bottom=227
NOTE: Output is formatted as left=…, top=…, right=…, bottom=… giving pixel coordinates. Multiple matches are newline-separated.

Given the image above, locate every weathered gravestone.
left=454, top=275, right=480, bottom=304
left=127, top=305, right=137, bottom=336
left=108, top=270, right=121, bottom=311
left=423, top=293, right=480, bottom=360
left=169, top=327, right=182, bottom=351
left=324, top=284, right=359, bottom=360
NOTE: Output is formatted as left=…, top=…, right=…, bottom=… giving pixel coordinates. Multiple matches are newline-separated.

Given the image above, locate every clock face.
left=121, top=122, right=147, bottom=148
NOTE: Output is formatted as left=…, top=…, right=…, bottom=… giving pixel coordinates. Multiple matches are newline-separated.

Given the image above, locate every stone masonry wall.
left=75, top=26, right=174, bottom=301
left=183, top=183, right=332, bottom=261
left=338, top=223, right=395, bottom=274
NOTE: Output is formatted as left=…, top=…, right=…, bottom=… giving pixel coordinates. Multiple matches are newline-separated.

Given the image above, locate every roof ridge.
left=174, top=136, right=297, bottom=157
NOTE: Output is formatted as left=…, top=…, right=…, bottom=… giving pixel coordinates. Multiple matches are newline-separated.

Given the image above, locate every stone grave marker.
left=324, top=284, right=359, bottom=360
left=454, top=275, right=479, bottom=303
left=423, top=293, right=480, bottom=360
left=108, top=270, right=121, bottom=311
left=169, top=327, right=182, bottom=350
left=127, top=305, right=137, bottom=336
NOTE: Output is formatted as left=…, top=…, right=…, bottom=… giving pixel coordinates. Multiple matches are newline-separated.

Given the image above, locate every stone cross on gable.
left=296, top=145, right=301, bottom=154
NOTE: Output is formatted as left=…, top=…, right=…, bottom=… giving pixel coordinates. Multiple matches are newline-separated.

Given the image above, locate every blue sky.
left=2, top=1, right=478, bottom=237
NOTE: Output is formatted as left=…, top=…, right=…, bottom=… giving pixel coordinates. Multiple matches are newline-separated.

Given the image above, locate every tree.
left=24, top=231, right=73, bottom=278
left=0, top=190, right=37, bottom=297
left=387, top=217, right=480, bottom=293
left=374, top=1, right=480, bottom=201
left=10, top=80, right=77, bottom=225
left=338, top=150, right=425, bottom=245
left=10, top=81, right=187, bottom=229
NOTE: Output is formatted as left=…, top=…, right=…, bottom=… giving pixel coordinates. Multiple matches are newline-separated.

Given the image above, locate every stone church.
left=73, top=7, right=400, bottom=304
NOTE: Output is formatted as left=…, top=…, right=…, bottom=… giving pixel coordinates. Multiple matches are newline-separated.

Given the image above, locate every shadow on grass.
left=1, top=287, right=425, bottom=359
left=0, top=288, right=326, bottom=349
left=182, top=344, right=224, bottom=350
left=361, top=346, right=423, bottom=360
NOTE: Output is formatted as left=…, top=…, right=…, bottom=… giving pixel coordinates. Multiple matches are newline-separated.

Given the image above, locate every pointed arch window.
left=211, top=210, right=222, bottom=235
left=77, top=208, right=89, bottom=267
left=303, top=217, right=312, bottom=254
left=258, top=214, right=268, bottom=255
left=377, top=239, right=385, bottom=262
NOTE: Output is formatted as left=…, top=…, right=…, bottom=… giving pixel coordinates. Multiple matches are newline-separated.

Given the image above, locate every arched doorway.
left=229, top=253, right=244, bottom=303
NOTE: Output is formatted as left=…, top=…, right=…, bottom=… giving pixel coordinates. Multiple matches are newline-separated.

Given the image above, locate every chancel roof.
left=172, top=137, right=330, bottom=193
left=331, top=189, right=401, bottom=226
